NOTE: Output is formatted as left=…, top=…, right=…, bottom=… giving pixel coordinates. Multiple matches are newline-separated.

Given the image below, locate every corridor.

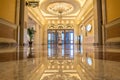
left=0, top=44, right=120, bottom=80
left=0, top=0, right=120, bottom=80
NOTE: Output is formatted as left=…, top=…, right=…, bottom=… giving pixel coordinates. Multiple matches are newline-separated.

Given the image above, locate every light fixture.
left=26, top=1, right=39, bottom=8
left=47, top=2, right=74, bottom=16
left=86, top=24, right=92, bottom=32
left=47, top=2, right=75, bottom=29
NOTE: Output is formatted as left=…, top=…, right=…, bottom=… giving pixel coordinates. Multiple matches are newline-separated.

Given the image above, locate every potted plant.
left=27, top=27, right=36, bottom=47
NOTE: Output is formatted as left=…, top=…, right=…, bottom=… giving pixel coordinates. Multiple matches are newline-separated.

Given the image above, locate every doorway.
left=47, top=29, right=74, bottom=45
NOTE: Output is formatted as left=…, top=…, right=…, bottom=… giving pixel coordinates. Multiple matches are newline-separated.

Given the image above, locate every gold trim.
left=0, top=18, right=17, bottom=29
left=28, top=8, right=44, bottom=25
left=0, top=38, right=16, bottom=43
left=78, top=9, right=94, bottom=25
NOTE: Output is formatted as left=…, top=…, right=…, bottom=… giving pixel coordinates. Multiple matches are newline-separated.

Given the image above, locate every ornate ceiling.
left=47, top=2, right=74, bottom=15
left=27, top=0, right=87, bottom=23
left=39, top=0, right=86, bottom=19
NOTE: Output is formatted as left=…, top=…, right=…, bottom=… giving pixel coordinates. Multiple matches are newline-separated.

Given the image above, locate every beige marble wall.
left=40, top=25, right=44, bottom=45
left=27, top=7, right=44, bottom=45
left=43, top=25, right=48, bottom=45
left=74, top=25, right=79, bottom=44
left=84, top=19, right=94, bottom=44
left=34, top=24, right=40, bottom=45
left=78, top=9, right=95, bottom=45
left=76, top=0, right=96, bottom=45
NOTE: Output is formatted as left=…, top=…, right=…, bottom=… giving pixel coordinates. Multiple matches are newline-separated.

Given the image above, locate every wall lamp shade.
left=86, top=24, right=92, bottom=32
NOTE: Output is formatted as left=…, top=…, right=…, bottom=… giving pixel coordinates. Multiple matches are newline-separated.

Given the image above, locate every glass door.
left=56, top=30, right=64, bottom=45
left=48, top=29, right=74, bottom=45
left=65, top=30, right=74, bottom=44
left=48, top=30, right=56, bottom=44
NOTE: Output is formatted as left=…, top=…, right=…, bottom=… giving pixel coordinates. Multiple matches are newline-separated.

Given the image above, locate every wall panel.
left=106, top=24, right=120, bottom=39
left=0, top=0, right=16, bottom=23
left=106, top=0, right=120, bottom=23
left=0, top=19, right=17, bottom=43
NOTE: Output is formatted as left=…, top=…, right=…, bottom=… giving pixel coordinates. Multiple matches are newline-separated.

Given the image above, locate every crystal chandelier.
left=47, top=2, right=74, bottom=17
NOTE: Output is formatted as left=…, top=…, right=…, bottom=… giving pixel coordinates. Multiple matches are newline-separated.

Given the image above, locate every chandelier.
left=47, top=2, right=74, bottom=18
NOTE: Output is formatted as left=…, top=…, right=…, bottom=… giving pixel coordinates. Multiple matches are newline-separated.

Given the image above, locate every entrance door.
left=65, top=30, right=74, bottom=44
left=48, top=30, right=56, bottom=44
left=56, top=30, right=64, bottom=45
left=48, top=29, right=74, bottom=45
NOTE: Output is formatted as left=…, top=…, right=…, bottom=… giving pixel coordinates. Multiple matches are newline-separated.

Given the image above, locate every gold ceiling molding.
left=40, top=0, right=81, bottom=17
left=76, top=0, right=93, bottom=24
left=48, top=24, right=73, bottom=29
left=27, top=0, right=88, bottom=21
left=27, top=7, right=46, bottom=25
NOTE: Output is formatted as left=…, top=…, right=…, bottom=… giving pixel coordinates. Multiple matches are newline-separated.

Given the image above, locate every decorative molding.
left=0, top=38, right=16, bottom=43
left=0, top=18, right=17, bottom=29
left=77, top=0, right=93, bottom=20
left=106, top=37, right=120, bottom=42
left=48, top=24, right=73, bottom=29
left=28, top=12, right=41, bottom=25
left=28, top=7, right=45, bottom=26
left=78, top=10, right=94, bottom=26
left=106, top=18, right=120, bottom=28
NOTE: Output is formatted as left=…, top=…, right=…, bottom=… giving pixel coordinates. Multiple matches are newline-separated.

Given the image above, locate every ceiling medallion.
left=47, top=2, right=74, bottom=16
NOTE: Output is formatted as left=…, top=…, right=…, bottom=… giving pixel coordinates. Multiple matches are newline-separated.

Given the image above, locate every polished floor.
left=0, top=44, right=120, bottom=80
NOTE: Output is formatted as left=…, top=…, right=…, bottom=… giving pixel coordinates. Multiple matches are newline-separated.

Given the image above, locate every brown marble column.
left=94, top=0, right=103, bottom=45
left=19, top=0, right=25, bottom=46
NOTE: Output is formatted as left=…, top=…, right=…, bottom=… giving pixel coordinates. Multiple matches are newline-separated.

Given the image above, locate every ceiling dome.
left=47, top=2, right=74, bottom=15
left=40, top=0, right=81, bottom=16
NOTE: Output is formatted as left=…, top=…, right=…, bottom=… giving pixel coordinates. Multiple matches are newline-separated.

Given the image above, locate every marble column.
left=19, top=0, right=25, bottom=46
left=94, top=0, right=103, bottom=45
left=16, top=0, right=20, bottom=45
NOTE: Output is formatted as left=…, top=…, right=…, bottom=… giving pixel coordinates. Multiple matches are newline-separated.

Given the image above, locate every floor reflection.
left=0, top=47, right=18, bottom=62
left=0, top=44, right=120, bottom=80
left=47, top=44, right=74, bottom=59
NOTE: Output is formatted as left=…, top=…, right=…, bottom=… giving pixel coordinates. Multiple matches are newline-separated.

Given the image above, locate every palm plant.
left=27, top=27, right=35, bottom=44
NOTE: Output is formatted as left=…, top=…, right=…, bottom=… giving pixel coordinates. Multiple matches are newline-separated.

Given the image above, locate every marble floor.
left=0, top=44, right=120, bottom=80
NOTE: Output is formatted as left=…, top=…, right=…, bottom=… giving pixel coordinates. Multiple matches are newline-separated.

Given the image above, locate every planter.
left=29, top=41, right=33, bottom=47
